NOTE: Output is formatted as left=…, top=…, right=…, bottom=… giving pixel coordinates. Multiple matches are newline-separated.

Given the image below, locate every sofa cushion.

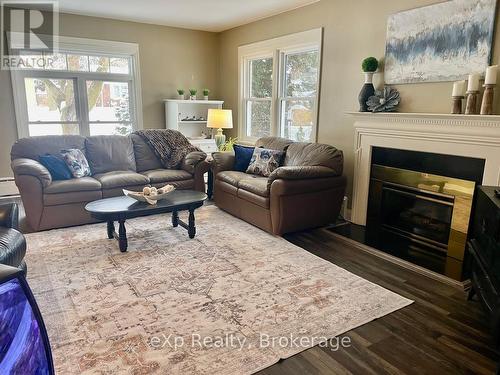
left=11, top=135, right=86, bottom=161
left=44, top=190, right=102, bottom=206
left=44, top=177, right=102, bottom=194
left=217, top=171, right=269, bottom=197
left=141, top=169, right=192, bottom=184
left=215, top=180, right=238, bottom=196
left=239, top=176, right=270, bottom=197
left=94, top=171, right=149, bottom=189
left=255, top=137, right=293, bottom=152
left=130, top=134, right=163, bottom=172
left=237, top=189, right=270, bottom=208
left=151, top=179, right=195, bottom=190
left=86, top=135, right=136, bottom=174
left=217, top=171, right=249, bottom=186
left=283, top=143, right=343, bottom=175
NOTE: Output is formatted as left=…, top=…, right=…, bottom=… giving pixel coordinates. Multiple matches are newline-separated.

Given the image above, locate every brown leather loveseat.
left=11, top=134, right=208, bottom=231
left=211, top=137, right=346, bottom=235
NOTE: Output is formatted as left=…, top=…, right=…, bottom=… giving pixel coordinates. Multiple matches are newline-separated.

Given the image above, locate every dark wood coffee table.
left=85, top=190, right=207, bottom=252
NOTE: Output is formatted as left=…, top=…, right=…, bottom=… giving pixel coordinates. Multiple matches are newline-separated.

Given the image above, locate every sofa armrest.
left=11, top=158, right=52, bottom=188
left=0, top=203, right=19, bottom=230
left=270, top=175, right=347, bottom=197
left=211, top=152, right=235, bottom=176
left=181, top=151, right=207, bottom=174
left=268, top=166, right=337, bottom=186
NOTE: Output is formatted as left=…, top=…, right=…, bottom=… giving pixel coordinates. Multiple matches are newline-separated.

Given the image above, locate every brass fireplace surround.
left=369, top=165, right=475, bottom=280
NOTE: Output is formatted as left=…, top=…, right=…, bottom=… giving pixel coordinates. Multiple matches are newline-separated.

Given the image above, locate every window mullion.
left=243, top=59, right=251, bottom=139
left=276, top=50, right=286, bottom=137
left=271, top=49, right=280, bottom=137
left=127, top=80, right=136, bottom=130
left=76, top=77, right=90, bottom=137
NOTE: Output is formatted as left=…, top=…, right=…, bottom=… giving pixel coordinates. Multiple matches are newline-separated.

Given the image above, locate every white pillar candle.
left=467, top=74, right=480, bottom=92
left=485, top=65, right=498, bottom=85
left=452, top=80, right=466, bottom=97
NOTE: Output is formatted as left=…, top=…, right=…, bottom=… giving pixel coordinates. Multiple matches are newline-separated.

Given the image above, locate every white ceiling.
left=56, top=0, right=320, bottom=32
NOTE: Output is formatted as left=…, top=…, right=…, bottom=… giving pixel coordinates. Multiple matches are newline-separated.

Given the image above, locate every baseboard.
left=327, top=230, right=470, bottom=291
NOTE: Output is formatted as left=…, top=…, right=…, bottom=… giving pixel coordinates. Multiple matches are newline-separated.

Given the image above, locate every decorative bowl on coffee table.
left=123, top=185, right=175, bottom=205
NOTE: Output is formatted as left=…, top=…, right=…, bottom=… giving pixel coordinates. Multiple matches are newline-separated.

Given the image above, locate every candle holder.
left=480, top=84, right=496, bottom=115
left=451, top=96, right=464, bottom=114
left=465, top=91, right=480, bottom=115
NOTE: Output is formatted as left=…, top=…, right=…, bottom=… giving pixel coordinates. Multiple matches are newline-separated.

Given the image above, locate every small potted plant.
left=189, top=88, right=197, bottom=100
left=219, top=137, right=237, bottom=152
left=358, top=57, right=379, bottom=112
left=177, top=89, right=185, bottom=100
left=203, top=89, right=210, bottom=100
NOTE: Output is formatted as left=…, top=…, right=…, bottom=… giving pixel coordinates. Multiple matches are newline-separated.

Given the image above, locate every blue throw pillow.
left=233, top=144, right=255, bottom=172
left=39, top=154, right=73, bottom=180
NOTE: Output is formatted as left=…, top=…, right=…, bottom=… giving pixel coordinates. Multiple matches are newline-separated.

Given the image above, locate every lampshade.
left=207, top=109, right=233, bottom=129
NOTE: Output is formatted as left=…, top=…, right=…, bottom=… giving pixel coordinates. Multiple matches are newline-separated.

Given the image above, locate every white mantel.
left=348, top=112, right=500, bottom=225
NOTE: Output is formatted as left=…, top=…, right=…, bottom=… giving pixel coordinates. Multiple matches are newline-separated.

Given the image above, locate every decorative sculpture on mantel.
left=366, top=87, right=401, bottom=113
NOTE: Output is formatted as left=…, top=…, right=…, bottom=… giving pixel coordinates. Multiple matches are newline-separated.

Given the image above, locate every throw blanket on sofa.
left=134, top=129, right=200, bottom=169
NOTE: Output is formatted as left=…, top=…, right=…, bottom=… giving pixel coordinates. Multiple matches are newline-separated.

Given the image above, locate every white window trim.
left=8, top=33, right=143, bottom=138
left=238, top=28, right=322, bottom=143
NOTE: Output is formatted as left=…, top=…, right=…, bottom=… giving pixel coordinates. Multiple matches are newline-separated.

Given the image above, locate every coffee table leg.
left=172, top=210, right=179, bottom=227
left=188, top=208, right=196, bottom=239
left=207, top=169, right=214, bottom=199
left=118, top=220, right=128, bottom=252
left=107, top=221, right=115, bottom=239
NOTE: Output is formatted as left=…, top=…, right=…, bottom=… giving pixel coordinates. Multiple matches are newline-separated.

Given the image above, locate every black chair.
left=0, top=203, right=27, bottom=274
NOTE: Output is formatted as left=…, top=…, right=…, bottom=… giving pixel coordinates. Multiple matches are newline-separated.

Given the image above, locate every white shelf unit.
left=164, top=99, right=223, bottom=153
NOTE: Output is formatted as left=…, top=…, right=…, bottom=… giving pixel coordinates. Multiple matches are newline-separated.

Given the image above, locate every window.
left=239, top=29, right=322, bottom=143
left=10, top=34, right=143, bottom=138
left=245, top=56, right=273, bottom=138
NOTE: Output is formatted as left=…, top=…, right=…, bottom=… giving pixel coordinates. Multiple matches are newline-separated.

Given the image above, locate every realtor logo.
left=1, top=0, right=59, bottom=69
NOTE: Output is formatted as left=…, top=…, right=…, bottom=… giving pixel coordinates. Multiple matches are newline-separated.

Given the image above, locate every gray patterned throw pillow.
left=61, top=149, right=91, bottom=178
left=246, top=148, right=284, bottom=177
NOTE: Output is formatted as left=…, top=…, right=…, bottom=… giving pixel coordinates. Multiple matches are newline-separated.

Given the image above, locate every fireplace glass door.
left=380, top=184, right=454, bottom=249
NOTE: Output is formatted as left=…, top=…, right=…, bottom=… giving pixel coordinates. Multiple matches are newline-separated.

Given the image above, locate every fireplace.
left=365, top=147, right=484, bottom=281
left=345, top=112, right=500, bottom=285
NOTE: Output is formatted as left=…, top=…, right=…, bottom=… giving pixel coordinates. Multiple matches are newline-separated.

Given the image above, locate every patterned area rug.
left=25, top=206, right=412, bottom=374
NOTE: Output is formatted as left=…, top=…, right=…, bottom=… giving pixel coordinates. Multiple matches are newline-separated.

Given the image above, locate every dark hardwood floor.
left=3, top=196, right=497, bottom=374
left=258, top=228, right=498, bottom=375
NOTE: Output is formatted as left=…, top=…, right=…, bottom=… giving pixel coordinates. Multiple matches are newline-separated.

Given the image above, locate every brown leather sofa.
left=11, top=134, right=208, bottom=231
left=211, top=137, right=346, bottom=235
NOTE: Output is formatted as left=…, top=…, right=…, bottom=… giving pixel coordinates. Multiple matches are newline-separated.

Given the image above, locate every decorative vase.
left=190, top=95, right=196, bottom=100
left=358, top=72, right=375, bottom=112
left=204, top=95, right=209, bottom=101
left=177, top=94, right=184, bottom=100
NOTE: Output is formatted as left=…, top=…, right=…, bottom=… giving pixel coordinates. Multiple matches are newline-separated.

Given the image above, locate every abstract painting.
left=385, top=0, right=497, bottom=84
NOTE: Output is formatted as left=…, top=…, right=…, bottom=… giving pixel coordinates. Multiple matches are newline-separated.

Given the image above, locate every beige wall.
left=218, top=0, right=500, bottom=201
left=2, top=0, right=499, bottom=192
left=0, top=13, right=219, bottom=176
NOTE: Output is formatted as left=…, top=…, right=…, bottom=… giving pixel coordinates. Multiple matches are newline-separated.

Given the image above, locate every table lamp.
left=207, top=109, right=233, bottom=150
